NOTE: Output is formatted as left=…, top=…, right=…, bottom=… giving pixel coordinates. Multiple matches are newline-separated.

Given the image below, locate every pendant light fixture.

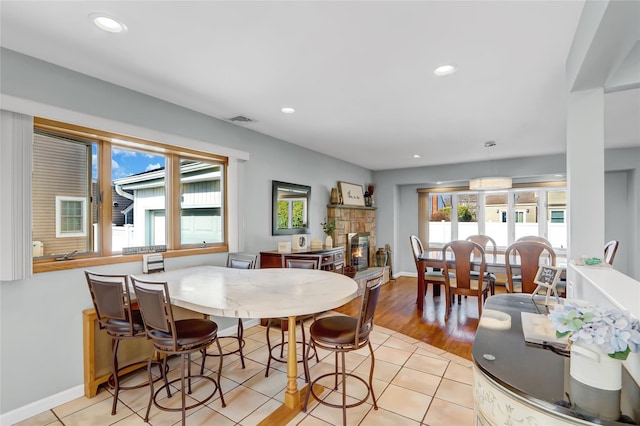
left=469, top=141, right=512, bottom=190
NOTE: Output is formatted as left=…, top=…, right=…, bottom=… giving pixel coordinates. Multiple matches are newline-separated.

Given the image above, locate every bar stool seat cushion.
left=105, top=310, right=145, bottom=334
left=310, top=316, right=370, bottom=346
left=150, top=319, right=218, bottom=350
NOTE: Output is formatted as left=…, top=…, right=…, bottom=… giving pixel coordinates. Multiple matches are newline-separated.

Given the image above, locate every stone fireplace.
left=327, top=204, right=376, bottom=269
left=348, top=232, right=370, bottom=271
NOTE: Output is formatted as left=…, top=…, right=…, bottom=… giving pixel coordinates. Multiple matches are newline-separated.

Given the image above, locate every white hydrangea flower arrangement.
left=548, top=303, right=640, bottom=360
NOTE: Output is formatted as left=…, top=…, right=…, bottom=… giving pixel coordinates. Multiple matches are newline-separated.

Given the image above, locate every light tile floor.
left=15, top=313, right=474, bottom=426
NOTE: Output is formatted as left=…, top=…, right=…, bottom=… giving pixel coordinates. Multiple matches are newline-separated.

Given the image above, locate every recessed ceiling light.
left=281, top=107, right=295, bottom=114
left=413, top=154, right=421, bottom=159
left=89, top=13, right=127, bottom=33
left=433, top=64, right=457, bottom=77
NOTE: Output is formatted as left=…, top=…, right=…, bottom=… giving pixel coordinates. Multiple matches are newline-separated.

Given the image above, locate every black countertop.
left=472, top=294, right=639, bottom=425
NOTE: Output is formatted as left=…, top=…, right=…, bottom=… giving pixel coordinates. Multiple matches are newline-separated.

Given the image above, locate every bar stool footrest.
left=307, top=372, right=372, bottom=409
left=152, top=375, right=218, bottom=413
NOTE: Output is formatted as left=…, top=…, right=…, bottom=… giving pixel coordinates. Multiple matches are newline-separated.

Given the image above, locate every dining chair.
left=201, top=252, right=257, bottom=372
left=303, top=270, right=384, bottom=426
left=604, top=240, right=619, bottom=265
left=516, top=235, right=552, bottom=246
left=410, top=234, right=447, bottom=305
left=131, top=276, right=226, bottom=425
left=84, top=271, right=166, bottom=415
left=265, top=254, right=323, bottom=382
left=442, top=240, right=493, bottom=321
left=504, top=241, right=557, bottom=294
left=466, top=235, right=497, bottom=260
left=465, top=234, right=497, bottom=296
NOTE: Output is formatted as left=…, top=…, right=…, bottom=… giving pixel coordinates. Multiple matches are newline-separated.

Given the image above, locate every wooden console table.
left=260, top=246, right=344, bottom=273
left=82, top=308, right=152, bottom=398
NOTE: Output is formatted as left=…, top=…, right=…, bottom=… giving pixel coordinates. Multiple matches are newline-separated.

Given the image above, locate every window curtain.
left=0, top=110, right=33, bottom=281
left=417, top=191, right=430, bottom=246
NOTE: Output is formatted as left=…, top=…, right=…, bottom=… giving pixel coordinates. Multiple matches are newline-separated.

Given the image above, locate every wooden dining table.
left=131, top=265, right=358, bottom=423
left=415, top=248, right=566, bottom=312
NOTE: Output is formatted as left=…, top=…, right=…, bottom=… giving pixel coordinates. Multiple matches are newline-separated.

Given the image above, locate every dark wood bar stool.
left=303, top=270, right=384, bottom=425
left=84, top=271, right=167, bottom=415
left=131, top=277, right=226, bottom=425
left=201, top=252, right=258, bottom=372
left=265, top=254, right=322, bottom=382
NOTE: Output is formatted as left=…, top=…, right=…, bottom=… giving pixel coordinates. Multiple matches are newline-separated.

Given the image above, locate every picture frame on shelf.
left=278, top=241, right=292, bottom=253
left=292, top=234, right=309, bottom=250
left=338, top=181, right=365, bottom=206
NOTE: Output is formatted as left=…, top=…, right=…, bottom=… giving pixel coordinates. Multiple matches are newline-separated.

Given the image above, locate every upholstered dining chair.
left=85, top=271, right=165, bottom=415
left=441, top=240, right=493, bottom=321
left=504, top=241, right=557, bottom=294
left=410, top=234, right=447, bottom=305
left=604, top=240, right=619, bottom=265
left=265, top=254, right=323, bottom=382
left=201, top=252, right=257, bottom=372
left=303, top=270, right=384, bottom=426
left=131, top=276, right=226, bottom=425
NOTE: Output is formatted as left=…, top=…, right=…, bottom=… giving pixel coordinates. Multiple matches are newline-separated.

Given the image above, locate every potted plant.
left=320, top=219, right=336, bottom=248
left=548, top=302, right=640, bottom=391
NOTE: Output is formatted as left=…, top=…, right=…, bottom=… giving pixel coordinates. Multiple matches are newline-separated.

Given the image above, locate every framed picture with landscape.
left=338, top=181, right=365, bottom=206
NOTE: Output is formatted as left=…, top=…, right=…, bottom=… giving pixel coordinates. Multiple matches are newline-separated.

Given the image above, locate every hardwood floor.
left=333, top=276, right=504, bottom=361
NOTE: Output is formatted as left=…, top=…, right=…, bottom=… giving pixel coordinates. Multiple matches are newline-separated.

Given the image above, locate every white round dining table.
left=132, top=265, right=358, bottom=411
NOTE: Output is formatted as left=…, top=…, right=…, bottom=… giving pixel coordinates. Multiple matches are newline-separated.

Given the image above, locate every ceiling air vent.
left=229, top=115, right=253, bottom=123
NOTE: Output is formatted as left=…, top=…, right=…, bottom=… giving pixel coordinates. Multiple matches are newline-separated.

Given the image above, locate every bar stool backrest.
left=282, top=254, right=322, bottom=269
left=355, top=271, right=384, bottom=345
left=85, top=271, right=136, bottom=336
left=227, top=253, right=258, bottom=269
left=131, top=278, right=179, bottom=352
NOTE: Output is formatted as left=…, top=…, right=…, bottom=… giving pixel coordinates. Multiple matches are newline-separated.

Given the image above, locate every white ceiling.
left=1, top=1, right=638, bottom=171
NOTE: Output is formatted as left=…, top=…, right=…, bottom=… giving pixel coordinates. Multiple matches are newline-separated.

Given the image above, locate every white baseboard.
left=394, top=271, right=417, bottom=278
left=1, top=384, right=84, bottom=425
left=0, top=318, right=261, bottom=425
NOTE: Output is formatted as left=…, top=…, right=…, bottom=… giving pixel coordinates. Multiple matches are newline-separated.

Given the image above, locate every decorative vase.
left=325, top=235, right=333, bottom=248
left=375, top=248, right=387, bottom=267
left=330, top=188, right=340, bottom=205
left=570, top=340, right=622, bottom=391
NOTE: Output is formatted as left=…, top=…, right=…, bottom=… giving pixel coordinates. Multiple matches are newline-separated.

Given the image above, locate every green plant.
left=430, top=206, right=476, bottom=222
left=321, top=219, right=336, bottom=235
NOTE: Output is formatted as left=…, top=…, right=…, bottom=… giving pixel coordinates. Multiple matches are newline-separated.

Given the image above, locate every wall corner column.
left=566, top=88, right=605, bottom=260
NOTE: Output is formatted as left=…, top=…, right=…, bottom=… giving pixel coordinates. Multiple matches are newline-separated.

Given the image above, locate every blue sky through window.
left=92, top=145, right=166, bottom=181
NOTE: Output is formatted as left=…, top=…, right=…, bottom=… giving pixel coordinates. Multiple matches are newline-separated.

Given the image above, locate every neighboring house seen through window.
left=419, top=184, right=567, bottom=251
left=56, top=196, right=86, bottom=237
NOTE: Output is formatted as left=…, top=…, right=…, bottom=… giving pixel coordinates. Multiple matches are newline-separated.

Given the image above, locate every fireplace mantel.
left=327, top=204, right=376, bottom=211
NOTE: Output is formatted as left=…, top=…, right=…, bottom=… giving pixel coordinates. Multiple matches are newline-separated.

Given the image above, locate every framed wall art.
left=338, top=181, right=365, bottom=206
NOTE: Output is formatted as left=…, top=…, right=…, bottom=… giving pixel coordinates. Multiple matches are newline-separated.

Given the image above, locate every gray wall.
left=0, top=49, right=371, bottom=415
